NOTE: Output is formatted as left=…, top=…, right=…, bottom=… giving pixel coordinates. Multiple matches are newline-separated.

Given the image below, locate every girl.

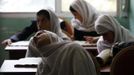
left=70, top=0, right=100, bottom=40
left=95, top=15, right=134, bottom=53
left=27, top=30, right=99, bottom=75
left=95, top=15, right=134, bottom=66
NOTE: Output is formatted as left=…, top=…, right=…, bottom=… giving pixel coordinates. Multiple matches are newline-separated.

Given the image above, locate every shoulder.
left=30, top=20, right=37, bottom=27
left=31, top=20, right=37, bottom=24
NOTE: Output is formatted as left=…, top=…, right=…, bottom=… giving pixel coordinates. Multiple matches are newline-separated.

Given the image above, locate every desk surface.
left=0, top=59, right=110, bottom=73
left=0, top=58, right=41, bottom=73
left=0, top=60, right=37, bottom=73
left=5, top=41, right=29, bottom=50
left=5, top=41, right=98, bottom=59
left=5, top=41, right=96, bottom=50
left=74, top=41, right=96, bottom=47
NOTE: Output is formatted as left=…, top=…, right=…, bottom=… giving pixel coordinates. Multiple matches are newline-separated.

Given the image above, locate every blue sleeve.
left=10, top=20, right=38, bottom=42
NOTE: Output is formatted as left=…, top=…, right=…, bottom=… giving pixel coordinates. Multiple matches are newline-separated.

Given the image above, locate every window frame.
left=0, top=0, right=120, bottom=18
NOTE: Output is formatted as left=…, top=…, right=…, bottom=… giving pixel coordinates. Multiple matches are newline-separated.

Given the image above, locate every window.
left=61, top=0, right=117, bottom=15
left=0, top=0, right=118, bottom=17
left=0, top=0, right=55, bottom=12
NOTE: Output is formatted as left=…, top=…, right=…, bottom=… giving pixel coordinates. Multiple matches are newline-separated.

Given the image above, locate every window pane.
left=61, top=0, right=117, bottom=13
left=0, top=0, right=55, bottom=12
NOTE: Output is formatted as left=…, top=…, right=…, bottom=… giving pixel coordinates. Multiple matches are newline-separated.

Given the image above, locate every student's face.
left=37, top=15, right=51, bottom=30
left=102, top=31, right=114, bottom=44
left=34, top=32, right=51, bottom=48
left=71, top=11, right=83, bottom=23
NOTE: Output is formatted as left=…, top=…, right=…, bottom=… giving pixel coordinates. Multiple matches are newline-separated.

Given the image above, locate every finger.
left=7, top=42, right=12, bottom=46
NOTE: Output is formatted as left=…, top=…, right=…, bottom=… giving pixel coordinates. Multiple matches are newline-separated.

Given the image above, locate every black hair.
left=69, top=6, right=77, bottom=12
left=37, top=9, right=50, bottom=20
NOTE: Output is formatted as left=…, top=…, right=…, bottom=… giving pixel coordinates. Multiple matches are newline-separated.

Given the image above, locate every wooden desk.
left=0, top=60, right=110, bottom=75
left=5, top=41, right=29, bottom=59
left=74, top=41, right=96, bottom=47
left=0, top=58, right=41, bottom=75
left=5, top=41, right=97, bottom=59
left=0, top=60, right=36, bottom=75
left=0, top=59, right=110, bottom=75
left=74, top=41, right=98, bottom=56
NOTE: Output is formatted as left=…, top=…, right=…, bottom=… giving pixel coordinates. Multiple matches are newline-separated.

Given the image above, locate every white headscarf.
left=95, top=15, right=134, bottom=53
left=45, top=9, right=71, bottom=40
left=26, top=30, right=98, bottom=75
left=25, top=30, right=64, bottom=57
left=36, top=42, right=98, bottom=75
left=70, top=0, right=99, bottom=32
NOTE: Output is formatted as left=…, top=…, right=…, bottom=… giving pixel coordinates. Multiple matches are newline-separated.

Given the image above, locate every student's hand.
left=84, top=36, right=94, bottom=43
left=1, top=39, right=12, bottom=46
left=84, top=36, right=98, bottom=43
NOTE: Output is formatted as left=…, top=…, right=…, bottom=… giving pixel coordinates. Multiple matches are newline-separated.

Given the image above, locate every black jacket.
left=10, top=20, right=67, bottom=42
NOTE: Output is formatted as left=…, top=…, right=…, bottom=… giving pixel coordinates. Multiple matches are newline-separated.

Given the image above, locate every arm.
left=10, top=20, right=38, bottom=42
left=84, top=36, right=99, bottom=43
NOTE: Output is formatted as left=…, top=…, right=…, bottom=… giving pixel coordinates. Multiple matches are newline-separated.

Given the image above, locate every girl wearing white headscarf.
left=70, top=0, right=100, bottom=40
left=95, top=15, right=134, bottom=53
left=25, top=30, right=64, bottom=57
left=37, top=9, right=71, bottom=40
left=27, top=30, right=99, bottom=75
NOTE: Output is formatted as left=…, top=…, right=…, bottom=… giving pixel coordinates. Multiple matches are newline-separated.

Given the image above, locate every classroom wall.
left=0, top=18, right=33, bottom=66
left=129, top=0, right=134, bottom=35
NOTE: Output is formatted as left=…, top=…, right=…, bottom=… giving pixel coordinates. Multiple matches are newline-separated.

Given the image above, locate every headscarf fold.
left=70, top=0, right=99, bottom=32
left=36, top=42, right=98, bottom=75
left=95, top=15, right=134, bottom=53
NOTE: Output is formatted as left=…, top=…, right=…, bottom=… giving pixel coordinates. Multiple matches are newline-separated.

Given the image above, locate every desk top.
left=5, top=41, right=96, bottom=51
left=0, top=59, right=110, bottom=73
left=5, top=41, right=29, bottom=50
left=74, top=41, right=96, bottom=47
left=0, top=58, right=41, bottom=73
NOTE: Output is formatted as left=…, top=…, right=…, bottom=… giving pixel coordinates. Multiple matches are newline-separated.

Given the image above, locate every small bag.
left=112, top=41, right=134, bottom=57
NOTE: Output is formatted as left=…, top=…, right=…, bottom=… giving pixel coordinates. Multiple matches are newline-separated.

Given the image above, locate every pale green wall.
left=129, top=0, right=134, bottom=34
left=0, top=18, right=33, bottom=66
